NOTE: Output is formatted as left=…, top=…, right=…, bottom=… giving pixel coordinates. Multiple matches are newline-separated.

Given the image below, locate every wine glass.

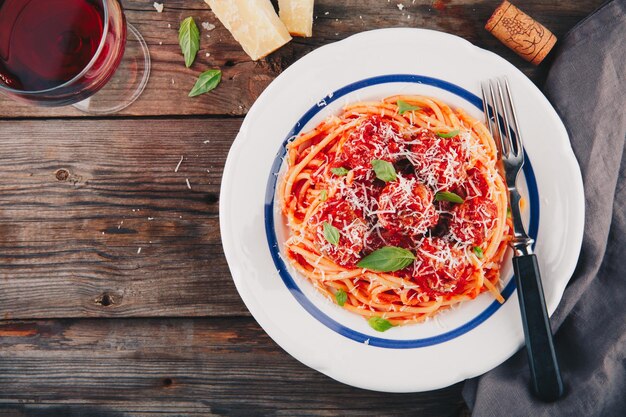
left=0, top=0, right=150, bottom=114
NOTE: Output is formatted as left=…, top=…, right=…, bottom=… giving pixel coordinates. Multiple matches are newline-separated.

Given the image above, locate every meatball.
left=310, top=197, right=368, bottom=267
left=335, top=116, right=403, bottom=174
left=462, top=163, right=491, bottom=199
left=412, top=237, right=471, bottom=294
left=340, top=179, right=382, bottom=220
left=364, top=226, right=416, bottom=253
left=448, top=196, right=498, bottom=246
left=409, top=129, right=469, bottom=190
left=377, top=175, right=438, bottom=237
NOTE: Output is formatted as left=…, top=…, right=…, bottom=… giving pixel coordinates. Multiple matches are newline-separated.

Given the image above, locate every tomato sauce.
left=308, top=115, right=496, bottom=296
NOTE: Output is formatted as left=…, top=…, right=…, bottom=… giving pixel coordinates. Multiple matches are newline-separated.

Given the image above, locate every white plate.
left=219, top=28, right=584, bottom=392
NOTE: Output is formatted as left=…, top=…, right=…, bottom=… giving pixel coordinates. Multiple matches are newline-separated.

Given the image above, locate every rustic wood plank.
left=0, top=0, right=603, bottom=118
left=0, top=118, right=247, bottom=319
left=0, top=318, right=465, bottom=417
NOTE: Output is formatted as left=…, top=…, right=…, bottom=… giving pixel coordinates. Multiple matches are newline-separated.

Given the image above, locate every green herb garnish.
left=179, top=17, right=200, bottom=68
left=473, top=246, right=484, bottom=259
left=397, top=100, right=421, bottom=115
left=319, top=190, right=328, bottom=202
left=368, top=317, right=395, bottom=332
left=357, top=247, right=415, bottom=272
left=331, top=167, right=349, bottom=176
left=434, top=191, right=464, bottom=204
left=371, top=159, right=397, bottom=182
left=188, top=69, right=222, bottom=97
left=323, top=221, right=340, bottom=246
left=437, top=129, right=460, bottom=138
left=335, top=289, right=347, bottom=306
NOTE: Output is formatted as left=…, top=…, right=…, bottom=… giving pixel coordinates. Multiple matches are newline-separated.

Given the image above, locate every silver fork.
left=481, top=78, right=564, bottom=402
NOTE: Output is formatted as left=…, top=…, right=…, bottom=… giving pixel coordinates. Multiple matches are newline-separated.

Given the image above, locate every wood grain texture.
left=0, top=1, right=607, bottom=416
left=0, top=118, right=247, bottom=319
left=0, top=0, right=604, bottom=118
left=0, top=318, right=465, bottom=417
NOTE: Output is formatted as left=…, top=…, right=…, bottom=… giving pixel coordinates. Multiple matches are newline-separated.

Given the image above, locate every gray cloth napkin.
left=463, top=0, right=626, bottom=415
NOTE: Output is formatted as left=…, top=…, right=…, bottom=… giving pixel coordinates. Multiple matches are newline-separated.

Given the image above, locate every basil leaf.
left=368, top=317, right=394, bottom=332
left=371, top=159, right=397, bottom=182
left=357, top=246, right=415, bottom=272
left=437, top=129, right=460, bottom=138
left=397, top=99, right=421, bottom=115
left=179, top=17, right=200, bottom=68
left=323, top=221, right=340, bottom=246
left=435, top=191, right=464, bottom=204
left=331, top=167, right=349, bottom=176
left=335, top=289, right=347, bottom=306
left=473, top=246, right=484, bottom=259
left=319, top=190, right=328, bottom=202
left=188, top=69, right=221, bottom=97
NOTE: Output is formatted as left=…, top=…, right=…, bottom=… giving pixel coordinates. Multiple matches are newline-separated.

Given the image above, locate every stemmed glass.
left=0, top=0, right=150, bottom=114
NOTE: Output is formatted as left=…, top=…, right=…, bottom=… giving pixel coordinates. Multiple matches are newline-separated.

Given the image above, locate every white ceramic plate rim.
left=219, top=28, right=585, bottom=392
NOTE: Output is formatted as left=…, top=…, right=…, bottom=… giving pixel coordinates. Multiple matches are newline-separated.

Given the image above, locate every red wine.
left=0, top=0, right=126, bottom=107
left=0, top=0, right=107, bottom=91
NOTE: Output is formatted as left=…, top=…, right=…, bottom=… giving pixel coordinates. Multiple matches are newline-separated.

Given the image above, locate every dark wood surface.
left=0, top=1, right=602, bottom=416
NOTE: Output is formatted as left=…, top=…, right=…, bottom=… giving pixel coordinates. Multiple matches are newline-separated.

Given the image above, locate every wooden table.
left=0, top=1, right=601, bottom=416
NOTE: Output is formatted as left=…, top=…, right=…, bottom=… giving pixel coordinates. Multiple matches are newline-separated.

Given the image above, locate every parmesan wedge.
left=203, top=0, right=291, bottom=61
left=278, top=0, right=314, bottom=37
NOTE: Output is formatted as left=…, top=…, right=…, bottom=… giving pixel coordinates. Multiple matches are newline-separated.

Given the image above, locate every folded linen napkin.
left=463, top=1, right=626, bottom=415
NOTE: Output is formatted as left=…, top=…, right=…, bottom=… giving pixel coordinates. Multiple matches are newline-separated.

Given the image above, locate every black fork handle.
left=513, top=254, right=564, bottom=401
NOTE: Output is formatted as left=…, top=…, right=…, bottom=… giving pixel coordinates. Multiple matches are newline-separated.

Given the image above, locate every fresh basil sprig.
left=331, top=167, right=349, bottom=176
left=473, top=246, right=484, bottom=259
left=397, top=100, right=421, bottom=115
left=437, top=129, right=460, bottom=138
left=188, top=69, right=221, bottom=97
left=179, top=17, right=200, bottom=68
left=335, top=289, right=347, bottom=306
left=357, top=246, right=415, bottom=272
left=371, top=159, right=397, bottom=182
left=435, top=191, right=464, bottom=204
left=323, top=221, right=340, bottom=246
left=368, top=317, right=395, bottom=332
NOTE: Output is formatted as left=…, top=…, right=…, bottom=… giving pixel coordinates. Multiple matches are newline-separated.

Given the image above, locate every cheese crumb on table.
left=203, top=0, right=291, bottom=61
left=153, top=2, right=163, bottom=13
left=174, top=155, right=184, bottom=172
left=201, top=22, right=216, bottom=31
left=278, top=0, right=314, bottom=37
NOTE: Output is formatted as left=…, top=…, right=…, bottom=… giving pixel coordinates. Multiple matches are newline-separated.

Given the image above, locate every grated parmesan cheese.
left=174, top=155, right=184, bottom=172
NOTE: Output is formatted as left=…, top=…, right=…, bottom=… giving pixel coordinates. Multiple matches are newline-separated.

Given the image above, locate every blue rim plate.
left=220, top=28, right=584, bottom=392
left=264, top=74, right=540, bottom=349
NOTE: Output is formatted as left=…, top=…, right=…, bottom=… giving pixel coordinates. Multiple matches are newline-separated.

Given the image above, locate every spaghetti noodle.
left=278, top=95, right=512, bottom=330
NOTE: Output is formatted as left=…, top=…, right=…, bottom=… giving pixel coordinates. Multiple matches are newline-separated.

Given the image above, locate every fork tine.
left=496, top=79, right=517, bottom=157
left=503, top=78, right=523, bottom=157
left=481, top=82, right=501, bottom=156
left=496, top=79, right=516, bottom=158
left=489, top=80, right=509, bottom=157
left=480, top=82, right=491, bottom=128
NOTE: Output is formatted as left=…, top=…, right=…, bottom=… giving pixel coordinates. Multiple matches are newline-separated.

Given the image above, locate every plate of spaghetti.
left=220, top=29, right=584, bottom=392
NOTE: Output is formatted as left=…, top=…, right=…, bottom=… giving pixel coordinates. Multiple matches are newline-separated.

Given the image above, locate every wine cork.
left=485, top=1, right=556, bottom=65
